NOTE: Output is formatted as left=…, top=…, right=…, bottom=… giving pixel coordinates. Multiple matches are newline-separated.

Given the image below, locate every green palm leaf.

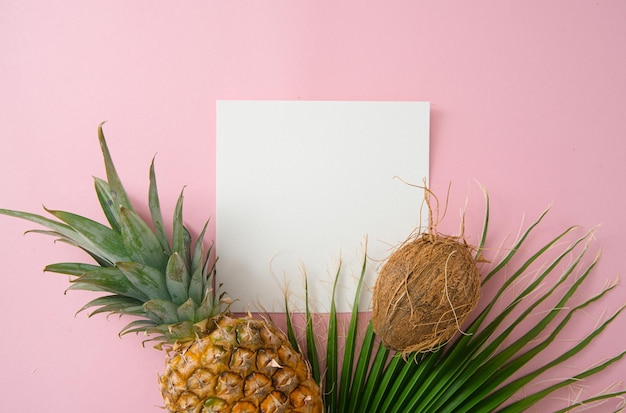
left=287, top=196, right=625, bottom=412
left=324, top=263, right=340, bottom=412
left=338, top=251, right=367, bottom=413
left=304, top=275, right=321, bottom=383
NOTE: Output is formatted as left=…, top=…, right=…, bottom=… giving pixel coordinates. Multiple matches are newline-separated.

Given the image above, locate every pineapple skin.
left=160, top=316, right=323, bottom=413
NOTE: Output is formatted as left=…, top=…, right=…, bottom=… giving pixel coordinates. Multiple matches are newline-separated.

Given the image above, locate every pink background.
left=1, top=1, right=625, bottom=412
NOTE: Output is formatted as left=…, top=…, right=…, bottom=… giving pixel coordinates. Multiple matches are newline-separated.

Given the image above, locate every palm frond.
left=287, top=195, right=625, bottom=412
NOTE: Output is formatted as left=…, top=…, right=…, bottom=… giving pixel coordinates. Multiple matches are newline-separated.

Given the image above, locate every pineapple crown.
left=0, top=123, right=225, bottom=345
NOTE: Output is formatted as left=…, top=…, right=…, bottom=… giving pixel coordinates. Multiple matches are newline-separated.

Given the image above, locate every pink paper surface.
left=1, top=1, right=625, bottom=411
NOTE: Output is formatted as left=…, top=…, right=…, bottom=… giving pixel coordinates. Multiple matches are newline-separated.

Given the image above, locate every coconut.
left=372, top=232, right=480, bottom=354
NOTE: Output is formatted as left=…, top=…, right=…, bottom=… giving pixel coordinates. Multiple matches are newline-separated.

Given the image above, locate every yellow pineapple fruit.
left=0, top=123, right=322, bottom=413
left=161, top=316, right=321, bottom=413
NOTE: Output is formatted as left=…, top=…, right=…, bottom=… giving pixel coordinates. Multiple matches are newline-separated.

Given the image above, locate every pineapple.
left=0, top=123, right=323, bottom=413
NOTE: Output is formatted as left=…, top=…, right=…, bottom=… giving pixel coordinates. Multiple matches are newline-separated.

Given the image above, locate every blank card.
left=216, top=100, right=430, bottom=312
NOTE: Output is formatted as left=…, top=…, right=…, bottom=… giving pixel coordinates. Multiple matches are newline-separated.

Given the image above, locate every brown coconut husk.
left=372, top=185, right=481, bottom=355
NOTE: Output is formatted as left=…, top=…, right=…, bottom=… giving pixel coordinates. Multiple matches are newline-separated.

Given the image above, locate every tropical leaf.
left=304, top=275, right=321, bottom=383
left=93, top=177, right=121, bottom=233
left=189, top=221, right=211, bottom=305
left=172, top=190, right=187, bottom=263
left=45, top=207, right=131, bottom=264
left=97, top=121, right=134, bottom=213
left=118, top=206, right=169, bottom=270
left=77, top=295, right=145, bottom=317
left=68, top=266, right=149, bottom=301
left=119, top=319, right=159, bottom=337
left=148, top=156, right=172, bottom=255
left=116, top=261, right=170, bottom=301
left=287, top=197, right=625, bottom=413
left=324, top=263, right=340, bottom=412
left=143, top=299, right=180, bottom=324
left=284, top=296, right=300, bottom=353
left=165, top=252, right=191, bottom=305
left=45, top=262, right=101, bottom=277
left=338, top=250, right=367, bottom=413
left=176, top=297, right=198, bottom=322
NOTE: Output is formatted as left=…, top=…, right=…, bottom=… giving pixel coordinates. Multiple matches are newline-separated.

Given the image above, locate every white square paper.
left=216, top=101, right=429, bottom=312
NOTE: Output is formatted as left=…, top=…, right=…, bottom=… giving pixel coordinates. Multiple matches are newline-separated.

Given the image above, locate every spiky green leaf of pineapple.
left=0, top=123, right=222, bottom=344
left=0, top=123, right=323, bottom=412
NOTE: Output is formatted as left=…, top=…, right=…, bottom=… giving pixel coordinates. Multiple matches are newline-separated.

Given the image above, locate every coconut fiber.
left=372, top=233, right=481, bottom=355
